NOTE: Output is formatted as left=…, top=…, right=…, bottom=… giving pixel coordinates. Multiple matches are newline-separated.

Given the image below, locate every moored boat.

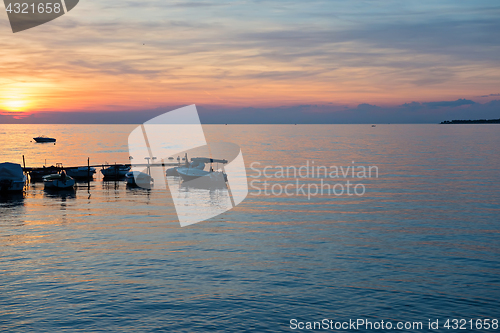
left=125, top=171, right=154, bottom=188
left=29, top=166, right=60, bottom=182
left=166, top=156, right=202, bottom=177
left=0, top=162, right=26, bottom=193
left=176, top=157, right=228, bottom=183
left=66, top=167, right=96, bottom=179
left=101, top=164, right=131, bottom=179
left=166, top=166, right=180, bottom=176
left=176, top=167, right=211, bottom=181
left=43, top=172, right=75, bottom=189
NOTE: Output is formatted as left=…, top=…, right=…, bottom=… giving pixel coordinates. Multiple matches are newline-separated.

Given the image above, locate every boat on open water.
left=33, top=136, right=56, bottom=143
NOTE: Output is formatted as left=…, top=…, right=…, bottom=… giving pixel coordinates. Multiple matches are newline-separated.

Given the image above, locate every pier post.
left=22, top=155, right=27, bottom=182
left=87, top=157, right=90, bottom=191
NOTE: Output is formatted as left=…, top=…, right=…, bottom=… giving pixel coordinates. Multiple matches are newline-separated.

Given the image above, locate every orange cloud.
left=0, top=1, right=499, bottom=114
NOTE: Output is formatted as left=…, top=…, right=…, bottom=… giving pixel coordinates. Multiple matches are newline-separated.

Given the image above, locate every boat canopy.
left=0, top=162, right=24, bottom=181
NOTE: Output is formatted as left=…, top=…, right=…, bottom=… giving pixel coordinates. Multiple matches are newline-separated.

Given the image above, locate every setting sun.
left=2, top=99, right=28, bottom=112
left=0, top=88, right=31, bottom=112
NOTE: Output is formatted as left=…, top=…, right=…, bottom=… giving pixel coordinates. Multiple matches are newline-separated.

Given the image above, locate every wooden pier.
left=21, top=155, right=186, bottom=181
left=22, top=162, right=182, bottom=173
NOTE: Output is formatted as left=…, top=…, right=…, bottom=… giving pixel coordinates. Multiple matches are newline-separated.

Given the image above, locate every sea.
left=0, top=124, right=499, bottom=332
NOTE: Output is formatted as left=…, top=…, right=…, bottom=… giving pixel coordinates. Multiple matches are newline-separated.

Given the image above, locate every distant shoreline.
left=440, top=118, right=500, bottom=124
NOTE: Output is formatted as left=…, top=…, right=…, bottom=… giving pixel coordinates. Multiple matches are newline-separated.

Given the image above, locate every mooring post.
left=87, top=157, right=91, bottom=190
left=87, top=157, right=90, bottom=199
left=22, top=155, right=27, bottom=182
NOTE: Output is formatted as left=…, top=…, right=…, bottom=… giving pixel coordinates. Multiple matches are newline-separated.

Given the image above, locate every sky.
left=0, top=0, right=499, bottom=123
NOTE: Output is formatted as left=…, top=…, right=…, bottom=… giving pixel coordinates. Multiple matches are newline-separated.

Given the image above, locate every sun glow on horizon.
left=0, top=1, right=498, bottom=119
left=0, top=87, right=32, bottom=113
left=2, top=99, right=29, bottom=111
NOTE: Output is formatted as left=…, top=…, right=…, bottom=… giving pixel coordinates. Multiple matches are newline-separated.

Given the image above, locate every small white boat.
left=33, top=136, right=56, bottom=143
left=125, top=171, right=154, bottom=188
left=101, top=165, right=130, bottom=178
left=177, top=167, right=210, bottom=181
left=176, top=158, right=228, bottom=183
left=0, top=162, right=26, bottom=193
left=177, top=168, right=227, bottom=182
left=166, top=157, right=204, bottom=177
left=66, top=167, right=96, bottom=179
left=43, top=172, right=75, bottom=189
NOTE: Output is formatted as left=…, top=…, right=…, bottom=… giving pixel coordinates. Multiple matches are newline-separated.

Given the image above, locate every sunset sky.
left=0, top=0, right=499, bottom=123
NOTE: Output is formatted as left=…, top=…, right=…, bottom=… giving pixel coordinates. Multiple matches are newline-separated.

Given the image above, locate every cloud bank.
left=1, top=99, right=499, bottom=124
left=1, top=0, right=499, bottom=112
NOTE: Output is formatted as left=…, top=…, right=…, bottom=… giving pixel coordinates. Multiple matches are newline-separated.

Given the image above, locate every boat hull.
left=0, top=177, right=26, bottom=193
left=0, top=163, right=27, bottom=193
left=177, top=168, right=210, bottom=182
left=66, top=167, right=96, bottom=179
left=44, top=179, right=75, bottom=189
left=102, top=171, right=129, bottom=177
left=43, top=175, right=75, bottom=189
left=125, top=171, right=153, bottom=189
left=177, top=168, right=227, bottom=184
left=166, top=167, right=179, bottom=176
left=29, top=167, right=60, bottom=182
left=33, top=137, right=56, bottom=143
left=101, top=166, right=130, bottom=179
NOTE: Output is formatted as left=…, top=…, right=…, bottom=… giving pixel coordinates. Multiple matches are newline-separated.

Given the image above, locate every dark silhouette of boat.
left=0, top=162, right=26, bottom=193
left=29, top=165, right=61, bottom=182
left=101, top=164, right=131, bottom=180
left=33, top=136, right=56, bottom=143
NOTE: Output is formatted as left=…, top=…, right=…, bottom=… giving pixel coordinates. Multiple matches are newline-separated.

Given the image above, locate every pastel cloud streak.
left=2, top=99, right=499, bottom=124
left=0, top=0, right=499, bottom=121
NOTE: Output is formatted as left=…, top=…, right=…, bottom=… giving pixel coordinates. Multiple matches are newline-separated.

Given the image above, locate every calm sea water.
left=0, top=124, right=499, bottom=332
